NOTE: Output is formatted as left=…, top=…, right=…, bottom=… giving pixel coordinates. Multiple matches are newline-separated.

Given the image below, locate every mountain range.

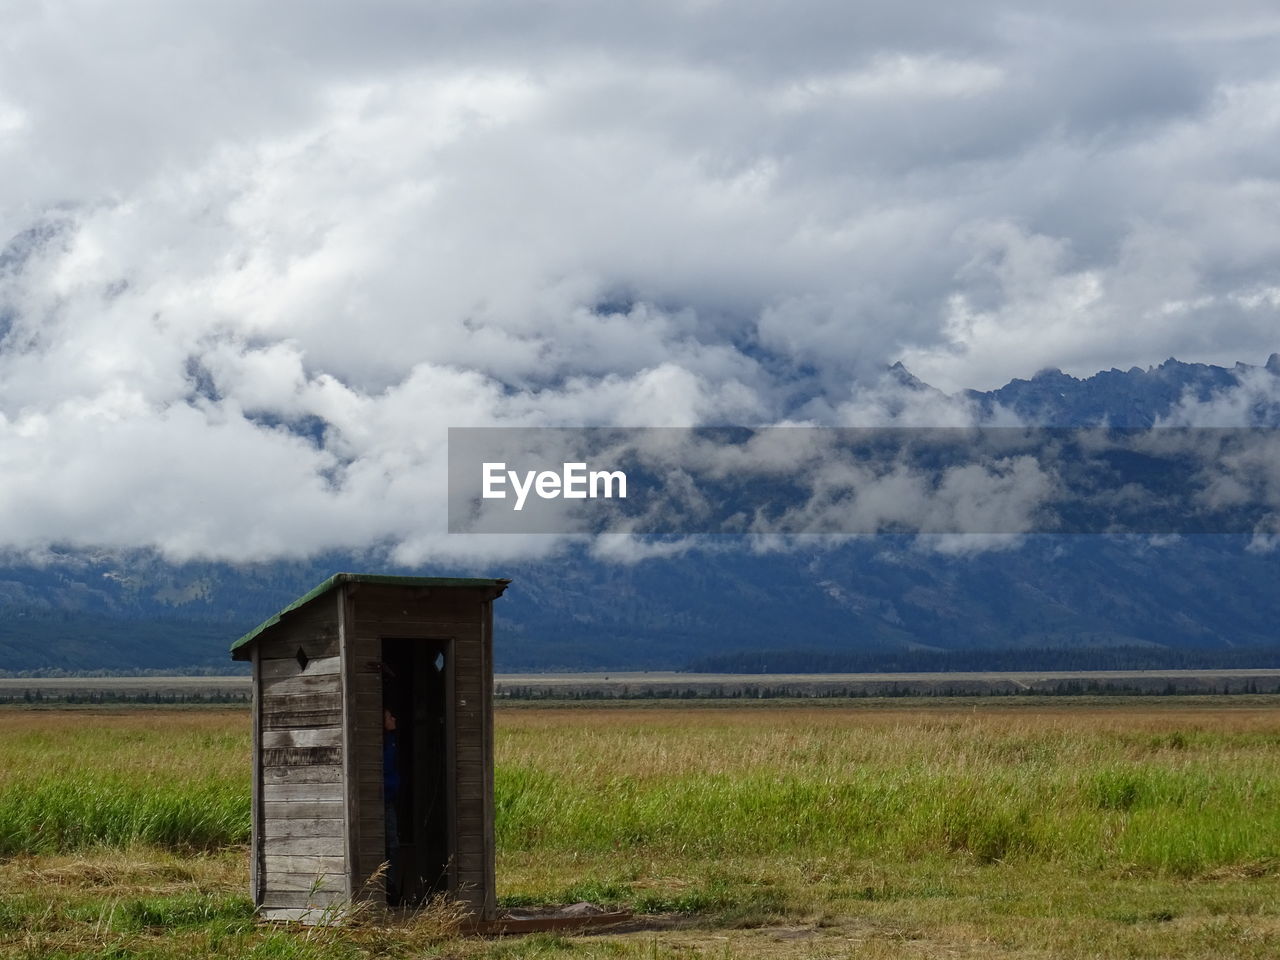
left=3, top=355, right=1278, bottom=674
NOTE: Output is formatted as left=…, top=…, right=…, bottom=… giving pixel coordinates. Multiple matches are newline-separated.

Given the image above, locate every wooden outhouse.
left=230, top=573, right=509, bottom=923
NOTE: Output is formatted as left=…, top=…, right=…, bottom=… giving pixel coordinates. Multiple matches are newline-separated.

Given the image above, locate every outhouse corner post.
left=337, top=581, right=362, bottom=904
left=250, top=641, right=264, bottom=906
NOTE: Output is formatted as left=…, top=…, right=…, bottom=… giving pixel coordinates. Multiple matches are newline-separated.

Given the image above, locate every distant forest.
left=686, top=645, right=1280, bottom=674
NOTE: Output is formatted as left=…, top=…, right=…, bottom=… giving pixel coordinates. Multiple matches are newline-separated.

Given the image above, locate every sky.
left=1, top=1, right=1278, bottom=563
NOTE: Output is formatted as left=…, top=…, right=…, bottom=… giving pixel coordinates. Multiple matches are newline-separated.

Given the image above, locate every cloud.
left=1, top=1, right=1279, bottom=562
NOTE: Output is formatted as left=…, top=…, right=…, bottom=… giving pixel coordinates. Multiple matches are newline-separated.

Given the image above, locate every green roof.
left=229, top=573, right=510, bottom=658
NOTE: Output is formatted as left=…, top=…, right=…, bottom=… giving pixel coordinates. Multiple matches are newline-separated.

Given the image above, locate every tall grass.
left=493, top=702, right=1280, bottom=874
left=494, top=762, right=1279, bottom=872
left=0, top=777, right=249, bottom=854
left=0, top=710, right=250, bottom=853
left=1, top=701, right=1278, bottom=875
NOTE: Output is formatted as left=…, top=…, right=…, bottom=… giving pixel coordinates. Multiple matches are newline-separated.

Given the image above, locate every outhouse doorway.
left=381, top=637, right=452, bottom=906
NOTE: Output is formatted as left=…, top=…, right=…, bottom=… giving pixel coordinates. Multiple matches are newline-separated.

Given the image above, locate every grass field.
left=1, top=698, right=1278, bottom=958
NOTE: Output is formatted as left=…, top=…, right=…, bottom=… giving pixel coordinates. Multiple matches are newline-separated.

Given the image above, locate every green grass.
left=3, top=700, right=1278, bottom=875
left=0, top=779, right=249, bottom=854
left=0, top=711, right=249, bottom=854
left=493, top=704, right=1280, bottom=876
left=0, top=700, right=1278, bottom=958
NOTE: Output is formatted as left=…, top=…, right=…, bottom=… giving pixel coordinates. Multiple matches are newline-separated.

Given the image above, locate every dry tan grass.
left=0, top=847, right=245, bottom=898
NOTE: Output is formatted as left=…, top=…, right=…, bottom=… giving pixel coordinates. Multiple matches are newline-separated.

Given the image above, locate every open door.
left=380, top=638, right=453, bottom=906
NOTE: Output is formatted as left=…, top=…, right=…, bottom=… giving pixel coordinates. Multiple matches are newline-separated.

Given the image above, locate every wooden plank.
left=351, top=630, right=383, bottom=890
left=272, top=601, right=340, bottom=627
left=446, top=633, right=459, bottom=899
left=351, top=631, right=379, bottom=655
left=263, top=709, right=342, bottom=730
left=275, top=618, right=339, bottom=642
left=351, top=601, right=482, bottom=620
left=354, top=704, right=383, bottom=724
left=339, top=584, right=362, bottom=903
left=354, top=838, right=385, bottom=875
left=262, top=727, right=342, bottom=750
left=352, top=617, right=479, bottom=632
left=264, top=799, right=344, bottom=820
left=263, top=835, right=345, bottom=857
left=261, top=656, right=341, bottom=680
left=268, top=872, right=348, bottom=894
left=259, top=905, right=350, bottom=924
left=351, top=587, right=483, bottom=621
left=262, top=673, right=342, bottom=698
left=263, top=855, right=347, bottom=875
left=261, top=885, right=347, bottom=906
left=263, top=819, right=345, bottom=839
left=281, top=615, right=340, bottom=635
left=263, top=781, right=344, bottom=802
left=353, top=627, right=477, bottom=644
left=263, top=691, right=342, bottom=714
left=264, top=628, right=339, bottom=660
left=357, top=842, right=384, bottom=864
left=261, top=647, right=337, bottom=667
left=251, top=644, right=263, bottom=906
left=465, top=911, right=632, bottom=936
left=455, top=886, right=484, bottom=911
left=262, top=685, right=342, bottom=730
left=263, top=763, right=342, bottom=784
left=482, top=596, right=496, bottom=918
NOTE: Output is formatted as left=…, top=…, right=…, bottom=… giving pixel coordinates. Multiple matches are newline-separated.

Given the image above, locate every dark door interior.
left=380, top=638, right=451, bottom=906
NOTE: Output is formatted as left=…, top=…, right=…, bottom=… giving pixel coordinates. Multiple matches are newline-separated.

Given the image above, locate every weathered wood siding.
left=480, top=598, right=496, bottom=917
left=255, top=603, right=348, bottom=913
left=348, top=584, right=494, bottom=917
left=349, top=624, right=384, bottom=900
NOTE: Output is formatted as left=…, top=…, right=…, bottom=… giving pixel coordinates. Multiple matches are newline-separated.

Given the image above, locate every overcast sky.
left=1, top=1, right=1278, bottom=563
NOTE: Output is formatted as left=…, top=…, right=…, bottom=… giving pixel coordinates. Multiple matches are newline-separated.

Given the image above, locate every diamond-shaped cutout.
left=295, top=647, right=309, bottom=671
